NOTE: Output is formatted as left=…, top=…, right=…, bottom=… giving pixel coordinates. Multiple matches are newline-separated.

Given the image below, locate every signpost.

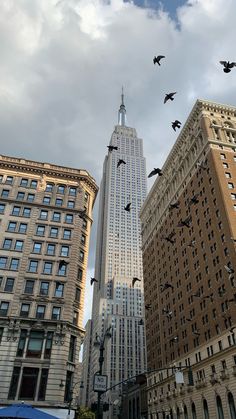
left=93, top=374, right=108, bottom=393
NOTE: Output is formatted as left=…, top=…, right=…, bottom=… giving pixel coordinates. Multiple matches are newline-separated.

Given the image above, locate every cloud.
left=0, top=0, right=236, bottom=324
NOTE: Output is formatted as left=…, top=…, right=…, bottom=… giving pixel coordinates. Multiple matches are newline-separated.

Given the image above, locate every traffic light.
left=188, top=368, right=194, bottom=386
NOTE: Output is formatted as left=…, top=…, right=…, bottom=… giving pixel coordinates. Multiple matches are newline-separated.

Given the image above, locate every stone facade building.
left=140, top=100, right=236, bottom=418
left=0, top=155, right=98, bottom=417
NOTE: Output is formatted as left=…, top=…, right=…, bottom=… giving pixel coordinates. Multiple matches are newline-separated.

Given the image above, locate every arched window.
left=203, top=399, right=209, bottom=419
left=192, top=402, right=197, bottom=419
left=228, top=392, right=236, bottom=419
left=170, top=408, right=174, bottom=419
left=184, top=405, right=188, bottom=419
left=216, top=395, right=225, bottom=419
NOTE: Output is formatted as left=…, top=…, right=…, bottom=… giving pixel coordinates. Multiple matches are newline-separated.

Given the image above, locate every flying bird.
left=107, top=145, right=118, bottom=152
left=145, top=304, right=152, bottom=310
left=170, top=336, right=179, bottom=343
left=124, top=202, right=131, bottom=212
left=188, top=240, right=196, bottom=248
left=148, top=168, right=163, bottom=178
left=192, top=290, right=201, bottom=298
left=78, top=208, right=87, bottom=220
left=153, top=55, right=165, bottom=65
left=117, top=159, right=126, bottom=168
left=162, top=308, right=173, bottom=319
left=196, top=161, right=207, bottom=170
left=172, top=120, right=181, bottom=131
left=161, top=282, right=174, bottom=292
left=177, top=216, right=192, bottom=228
left=162, top=232, right=176, bottom=245
left=164, top=92, right=177, bottom=104
left=219, top=61, right=236, bottom=73
left=224, top=264, right=234, bottom=275
left=169, top=201, right=180, bottom=210
left=58, top=260, right=69, bottom=270
left=132, top=277, right=141, bottom=287
left=90, top=277, right=98, bottom=285
left=189, top=194, right=199, bottom=206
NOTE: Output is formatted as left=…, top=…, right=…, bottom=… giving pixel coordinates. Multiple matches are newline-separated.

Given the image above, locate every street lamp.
left=67, top=381, right=84, bottom=418
left=93, top=326, right=112, bottom=419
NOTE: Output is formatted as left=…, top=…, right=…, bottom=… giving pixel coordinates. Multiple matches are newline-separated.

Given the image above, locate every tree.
left=76, top=406, right=95, bottom=419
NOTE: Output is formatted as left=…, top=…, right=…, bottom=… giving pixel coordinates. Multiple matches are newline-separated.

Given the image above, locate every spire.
left=118, top=86, right=126, bottom=126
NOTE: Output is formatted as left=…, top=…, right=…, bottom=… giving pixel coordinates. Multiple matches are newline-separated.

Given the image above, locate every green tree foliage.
left=76, top=406, right=95, bottom=419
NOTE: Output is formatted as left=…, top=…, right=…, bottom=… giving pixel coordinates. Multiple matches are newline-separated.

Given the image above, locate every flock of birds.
left=89, top=54, right=236, bottom=340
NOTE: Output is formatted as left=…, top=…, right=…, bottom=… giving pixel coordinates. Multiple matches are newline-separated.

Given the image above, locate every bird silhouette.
left=172, top=120, right=181, bottom=131
left=107, top=145, right=118, bottom=152
left=90, top=277, right=98, bottom=285
left=117, top=159, right=126, bottom=168
left=170, top=336, right=179, bottom=343
left=196, top=160, right=207, bottom=170
left=192, top=331, right=200, bottom=336
left=164, top=92, right=177, bottom=104
left=169, top=200, right=180, bottom=210
left=162, top=232, right=176, bottom=245
left=192, top=290, right=201, bottom=298
left=59, top=260, right=69, bottom=270
left=153, top=55, right=165, bottom=65
left=220, top=61, right=236, bottom=73
left=186, top=318, right=192, bottom=322
left=162, top=308, right=173, bottom=319
left=124, top=202, right=131, bottom=212
left=177, top=216, right=192, bottom=228
left=145, top=304, right=152, bottom=310
left=78, top=208, right=87, bottom=220
left=148, top=168, right=163, bottom=178
left=132, top=277, right=141, bottom=287
left=188, top=239, right=196, bottom=248
left=224, top=264, right=234, bottom=275
left=189, top=194, right=199, bottom=206
left=161, top=282, right=174, bottom=292
left=218, top=289, right=226, bottom=298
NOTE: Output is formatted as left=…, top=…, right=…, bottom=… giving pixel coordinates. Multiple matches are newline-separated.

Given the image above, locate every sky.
left=0, top=0, right=236, bottom=326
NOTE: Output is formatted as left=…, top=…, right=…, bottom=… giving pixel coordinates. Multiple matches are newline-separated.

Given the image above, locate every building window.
left=19, top=367, right=39, bottom=400
left=8, top=222, right=17, bottom=232
left=23, top=207, right=31, bottom=217
left=40, top=282, right=49, bottom=296
left=39, top=210, right=48, bottom=220
left=60, top=246, right=69, bottom=257
left=231, top=193, right=236, bottom=200
left=55, top=283, right=64, bottom=297
left=19, top=223, right=27, bottom=233
left=203, top=399, right=209, bottom=419
left=8, top=366, right=21, bottom=399
left=50, top=227, right=58, bottom=238
left=45, top=183, right=53, bottom=192
left=2, top=189, right=10, bottom=197
left=192, top=402, right=197, bottom=419
left=24, top=280, right=34, bottom=294
left=36, top=305, right=45, bottom=319
left=20, top=304, right=30, bottom=318
left=20, top=178, right=28, bottom=187
left=220, top=153, right=226, bottom=159
left=63, top=229, right=71, bottom=240
left=6, top=176, right=13, bottom=185
left=84, top=192, right=89, bottom=202
left=216, top=395, right=225, bottom=419
left=4, top=278, right=15, bottom=292
left=69, top=187, right=76, bottom=196
left=36, top=225, right=45, bottom=236
left=77, top=268, right=83, bottom=281
left=79, top=250, right=84, bottom=262
left=15, top=240, right=24, bottom=251
left=52, top=211, right=61, bottom=222
left=57, top=185, right=65, bottom=194
left=67, top=200, right=75, bottom=208
left=44, top=332, right=53, bottom=359
left=43, top=196, right=51, bottom=205
left=68, top=335, right=76, bottom=362
left=46, top=244, right=55, bottom=256
left=65, top=214, right=73, bottom=224
left=73, top=311, right=78, bottom=325
left=9, top=258, right=19, bottom=271
left=58, top=264, right=67, bottom=276
left=82, top=219, right=87, bottom=230
left=75, top=287, right=81, bottom=303
left=3, top=238, right=12, bottom=250
left=225, top=172, right=232, bottom=178
left=43, top=262, right=53, bottom=275
left=52, top=306, right=61, bottom=320
left=33, top=242, right=42, bottom=254
left=38, top=369, right=49, bottom=401
left=12, top=206, right=21, bottom=216
left=81, top=234, right=86, bottom=245
left=28, top=260, right=38, bottom=273
left=64, top=371, right=73, bottom=402
left=55, top=198, right=63, bottom=206
left=228, top=183, right=234, bottom=189
left=0, top=257, right=7, bottom=269
left=27, top=193, right=35, bottom=202
left=30, top=180, right=38, bottom=189
left=0, top=301, right=9, bottom=316
left=16, top=191, right=25, bottom=200
left=228, top=392, right=236, bottom=419
left=0, top=203, right=5, bottom=214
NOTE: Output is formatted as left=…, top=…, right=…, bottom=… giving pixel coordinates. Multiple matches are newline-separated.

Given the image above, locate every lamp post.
left=93, top=326, right=112, bottom=419
left=67, top=381, right=84, bottom=418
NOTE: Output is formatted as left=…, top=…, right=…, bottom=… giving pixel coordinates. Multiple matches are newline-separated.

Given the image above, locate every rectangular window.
left=40, top=282, right=49, bottom=296
left=20, top=303, right=30, bottom=318
left=8, top=367, right=21, bottom=399
left=15, top=240, right=24, bottom=251
left=30, top=180, right=38, bottom=189
left=23, top=207, right=31, bottom=217
left=52, top=212, right=61, bottom=222
left=79, top=250, right=84, bottom=262
left=46, top=244, right=55, bottom=256
left=28, top=260, right=38, bottom=273
left=68, top=335, right=76, bottom=362
left=24, top=280, right=34, bottom=294
left=4, top=278, right=15, bottom=292
left=19, top=367, right=39, bottom=400
left=231, top=193, right=236, bottom=200
left=67, top=200, right=75, bottom=209
left=55, top=282, right=64, bottom=298
left=8, top=221, right=17, bottom=232
left=64, top=371, right=73, bottom=402
left=63, top=229, right=71, bottom=240
left=77, top=268, right=83, bottom=281
left=6, top=176, right=13, bottom=185
left=0, top=257, right=7, bottom=269
left=73, top=311, right=78, bottom=325
left=27, top=193, right=35, bottom=202
left=65, top=214, right=73, bottom=224
left=38, top=369, right=48, bottom=401
left=3, top=238, right=12, bottom=250
left=19, top=223, right=27, bottom=233
left=55, top=198, right=63, bottom=206
left=57, top=185, right=65, bottom=194
left=81, top=234, right=86, bottom=245
left=228, top=183, right=234, bottom=189
left=0, top=327, right=3, bottom=343
left=17, top=329, right=27, bottom=357
left=12, top=206, right=20, bottom=216
left=10, top=258, right=19, bottom=271
left=61, top=246, right=69, bottom=257
left=43, top=196, right=51, bottom=205
left=46, top=183, right=53, bottom=192
left=84, top=192, right=89, bottom=202
left=44, top=332, right=53, bottom=359
left=16, top=192, right=25, bottom=200
left=82, top=219, right=87, bottom=230
left=39, top=210, right=48, bottom=220
left=43, top=262, right=53, bottom=275
left=36, top=225, right=45, bottom=236
left=220, top=153, right=226, bottom=159
left=50, top=227, right=58, bottom=238
left=0, top=203, right=5, bottom=213
left=0, top=301, right=9, bottom=316
left=75, top=287, right=81, bottom=303
left=36, top=306, right=45, bottom=319
left=20, top=178, right=28, bottom=187
left=52, top=306, right=61, bottom=320
left=69, top=187, right=76, bottom=196
left=33, top=242, right=42, bottom=254
left=58, top=264, right=67, bottom=276
left=2, top=189, right=10, bottom=197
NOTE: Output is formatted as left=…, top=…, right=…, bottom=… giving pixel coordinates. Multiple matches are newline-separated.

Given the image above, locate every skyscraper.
left=83, top=92, right=147, bottom=418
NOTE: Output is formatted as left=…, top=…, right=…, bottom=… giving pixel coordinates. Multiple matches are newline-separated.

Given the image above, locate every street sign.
left=175, top=371, right=184, bottom=384
left=93, top=374, right=108, bottom=392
